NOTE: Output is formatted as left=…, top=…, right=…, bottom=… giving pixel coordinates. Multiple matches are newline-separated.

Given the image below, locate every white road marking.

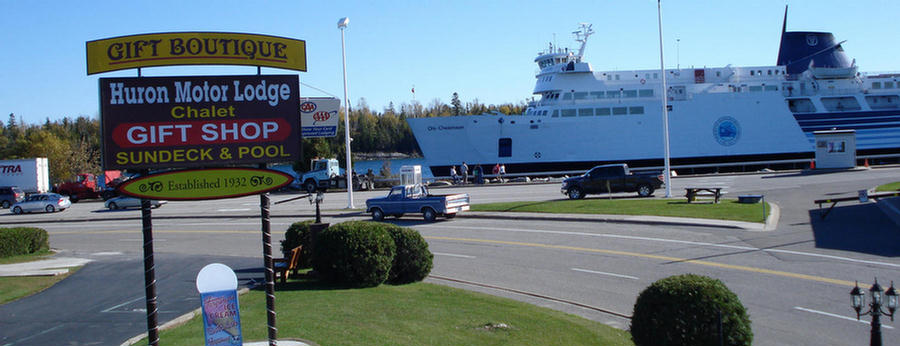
left=794, top=306, right=894, bottom=329
left=572, top=268, right=639, bottom=280
left=91, top=252, right=122, bottom=256
left=102, top=296, right=144, bottom=313
left=420, top=224, right=900, bottom=269
left=433, top=252, right=475, bottom=259
left=120, top=239, right=166, bottom=242
left=217, top=208, right=251, bottom=212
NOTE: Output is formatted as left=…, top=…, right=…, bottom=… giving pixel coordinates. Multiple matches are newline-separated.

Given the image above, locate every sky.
left=2, top=0, right=899, bottom=124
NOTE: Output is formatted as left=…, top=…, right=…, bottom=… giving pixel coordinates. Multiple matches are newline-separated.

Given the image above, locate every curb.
left=460, top=211, right=769, bottom=231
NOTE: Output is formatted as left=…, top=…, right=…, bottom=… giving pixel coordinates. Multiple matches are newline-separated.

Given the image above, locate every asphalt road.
left=2, top=167, right=900, bottom=345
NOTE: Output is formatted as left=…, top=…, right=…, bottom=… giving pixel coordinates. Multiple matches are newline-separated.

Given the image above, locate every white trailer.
left=0, top=158, right=50, bottom=194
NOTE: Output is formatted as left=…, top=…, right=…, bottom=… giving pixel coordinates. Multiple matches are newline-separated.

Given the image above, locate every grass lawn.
left=876, top=182, right=900, bottom=192
left=471, top=198, right=770, bottom=223
left=156, top=278, right=634, bottom=346
left=0, top=250, right=77, bottom=305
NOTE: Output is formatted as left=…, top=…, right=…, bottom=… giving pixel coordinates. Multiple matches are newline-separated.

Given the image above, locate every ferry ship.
left=407, top=19, right=900, bottom=176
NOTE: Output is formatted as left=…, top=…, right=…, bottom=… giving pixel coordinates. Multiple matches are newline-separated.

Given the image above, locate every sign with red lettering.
left=100, top=75, right=300, bottom=169
left=300, top=97, right=339, bottom=138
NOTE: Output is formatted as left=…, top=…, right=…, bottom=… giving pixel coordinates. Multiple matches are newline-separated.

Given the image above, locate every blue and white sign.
left=197, top=263, right=242, bottom=346
left=301, top=97, right=340, bottom=138
left=713, top=116, right=741, bottom=146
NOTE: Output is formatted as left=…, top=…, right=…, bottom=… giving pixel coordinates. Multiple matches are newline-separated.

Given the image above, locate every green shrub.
left=280, top=220, right=315, bottom=268
left=386, top=226, right=433, bottom=284
left=631, top=274, right=752, bottom=346
left=312, top=221, right=395, bottom=287
left=0, top=227, right=49, bottom=258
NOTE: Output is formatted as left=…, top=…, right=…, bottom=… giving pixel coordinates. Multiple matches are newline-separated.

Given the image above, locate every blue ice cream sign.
left=197, top=264, right=242, bottom=346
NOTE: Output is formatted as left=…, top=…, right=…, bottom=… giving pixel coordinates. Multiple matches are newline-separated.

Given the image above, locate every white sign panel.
left=300, top=97, right=340, bottom=138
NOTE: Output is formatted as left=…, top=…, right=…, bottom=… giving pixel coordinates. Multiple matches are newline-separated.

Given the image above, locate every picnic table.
left=685, top=187, right=723, bottom=203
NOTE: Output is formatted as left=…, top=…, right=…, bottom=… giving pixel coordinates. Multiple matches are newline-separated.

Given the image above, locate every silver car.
left=105, top=196, right=167, bottom=210
left=11, top=193, right=71, bottom=214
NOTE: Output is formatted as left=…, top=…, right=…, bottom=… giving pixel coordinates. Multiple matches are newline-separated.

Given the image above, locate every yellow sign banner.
left=86, top=32, right=307, bottom=75
left=118, top=168, right=293, bottom=200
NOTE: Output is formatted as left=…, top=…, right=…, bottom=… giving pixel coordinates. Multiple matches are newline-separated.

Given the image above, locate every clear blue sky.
left=3, top=1, right=898, bottom=124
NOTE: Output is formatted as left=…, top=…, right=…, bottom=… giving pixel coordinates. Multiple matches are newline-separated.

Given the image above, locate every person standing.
left=492, top=163, right=500, bottom=182
left=461, top=162, right=469, bottom=185
left=499, top=164, right=506, bottom=183
left=450, top=166, right=459, bottom=184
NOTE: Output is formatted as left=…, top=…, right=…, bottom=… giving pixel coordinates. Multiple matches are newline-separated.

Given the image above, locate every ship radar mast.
left=573, top=23, right=594, bottom=62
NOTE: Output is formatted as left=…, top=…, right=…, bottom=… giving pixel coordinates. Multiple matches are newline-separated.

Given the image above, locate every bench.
left=685, top=187, right=723, bottom=203
left=814, top=190, right=900, bottom=219
left=273, top=245, right=302, bottom=283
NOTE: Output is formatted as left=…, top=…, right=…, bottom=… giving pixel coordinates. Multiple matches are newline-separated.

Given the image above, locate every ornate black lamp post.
left=851, top=279, right=898, bottom=346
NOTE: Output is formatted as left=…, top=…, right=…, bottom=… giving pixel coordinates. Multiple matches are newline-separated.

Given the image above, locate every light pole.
left=851, top=278, right=898, bottom=346
left=338, top=17, right=354, bottom=209
left=656, top=0, right=672, bottom=197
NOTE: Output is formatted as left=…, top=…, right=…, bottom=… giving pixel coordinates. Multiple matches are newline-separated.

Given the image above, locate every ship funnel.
left=777, top=31, right=852, bottom=75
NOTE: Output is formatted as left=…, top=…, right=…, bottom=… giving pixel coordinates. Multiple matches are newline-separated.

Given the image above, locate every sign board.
left=86, top=32, right=307, bottom=75
left=118, top=168, right=293, bottom=200
left=300, top=97, right=340, bottom=138
left=196, top=263, right=242, bottom=346
left=100, top=74, right=300, bottom=170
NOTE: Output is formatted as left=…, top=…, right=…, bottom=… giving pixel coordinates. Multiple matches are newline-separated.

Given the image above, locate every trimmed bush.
left=0, top=227, right=49, bottom=258
left=386, top=225, right=433, bottom=284
left=280, top=220, right=315, bottom=268
left=312, top=221, right=396, bottom=287
left=631, top=274, right=752, bottom=346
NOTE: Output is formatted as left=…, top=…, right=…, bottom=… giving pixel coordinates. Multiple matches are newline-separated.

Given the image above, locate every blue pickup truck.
left=366, top=184, right=470, bottom=222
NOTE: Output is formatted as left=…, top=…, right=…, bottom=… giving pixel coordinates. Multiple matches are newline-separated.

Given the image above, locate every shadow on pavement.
left=808, top=203, right=900, bottom=257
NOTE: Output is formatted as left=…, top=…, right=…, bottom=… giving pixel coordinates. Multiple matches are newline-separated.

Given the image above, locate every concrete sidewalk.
left=0, top=257, right=92, bottom=277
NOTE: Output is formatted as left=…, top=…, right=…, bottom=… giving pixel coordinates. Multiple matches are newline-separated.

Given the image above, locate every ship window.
left=866, top=95, right=900, bottom=109
left=749, top=86, right=763, bottom=92
left=885, top=81, right=895, bottom=89
left=596, top=108, right=611, bottom=116
left=578, top=108, right=594, bottom=116
left=629, top=106, right=645, bottom=115
left=765, top=85, right=778, bottom=91
left=606, top=90, right=620, bottom=98
left=872, top=82, right=882, bottom=89
left=822, top=96, right=861, bottom=111
left=562, top=93, right=573, bottom=100
left=615, top=75, right=620, bottom=80
left=607, top=75, right=612, bottom=81
left=786, top=98, right=816, bottom=113
left=768, top=70, right=772, bottom=75
left=498, top=138, right=512, bottom=157
left=561, top=109, right=576, bottom=117
left=623, top=90, right=637, bottom=98
left=551, top=110, right=559, bottom=117
left=750, top=70, right=755, bottom=76
left=612, top=107, right=627, bottom=115
left=590, top=91, right=604, bottom=99
left=574, top=92, right=588, bottom=100
left=639, top=89, right=654, bottom=97
left=653, top=73, right=659, bottom=79
left=542, top=110, right=548, bottom=115
left=716, top=71, right=721, bottom=77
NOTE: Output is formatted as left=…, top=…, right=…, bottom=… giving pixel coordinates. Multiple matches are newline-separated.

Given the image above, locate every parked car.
left=0, top=186, right=25, bottom=208
left=105, top=196, right=167, bottom=210
left=561, top=163, right=664, bottom=199
left=10, top=193, right=71, bottom=214
left=366, top=184, right=469, bottom=222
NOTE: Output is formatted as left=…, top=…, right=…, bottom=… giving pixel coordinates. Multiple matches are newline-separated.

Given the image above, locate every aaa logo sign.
left=119, top=168, right=292, bottom=200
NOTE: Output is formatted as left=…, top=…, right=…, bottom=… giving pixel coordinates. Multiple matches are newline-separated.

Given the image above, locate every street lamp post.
left=851, top=279, right=898, bottom=346
left=338, top=17, right=354, bottom=209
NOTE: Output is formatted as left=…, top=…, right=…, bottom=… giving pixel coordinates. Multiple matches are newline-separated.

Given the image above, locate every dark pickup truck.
left=561, top=164, right=664, bottom=199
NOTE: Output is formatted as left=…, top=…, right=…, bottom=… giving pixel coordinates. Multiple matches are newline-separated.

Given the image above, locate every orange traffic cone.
left=810, top=159, right=816, bottom=170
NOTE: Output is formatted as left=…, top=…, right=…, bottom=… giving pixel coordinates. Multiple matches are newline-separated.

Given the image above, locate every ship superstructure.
left=407, top=20, right=900, bottom=176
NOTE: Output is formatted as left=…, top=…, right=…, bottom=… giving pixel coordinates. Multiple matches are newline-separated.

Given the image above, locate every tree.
left=451, top=92, right=462, bottom=115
